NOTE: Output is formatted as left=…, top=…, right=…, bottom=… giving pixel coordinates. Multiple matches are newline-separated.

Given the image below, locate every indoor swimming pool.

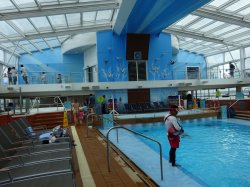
left=103, top=118, right=250, bottom=187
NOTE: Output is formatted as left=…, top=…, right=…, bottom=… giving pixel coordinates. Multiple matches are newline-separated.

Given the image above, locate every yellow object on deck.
left=63, top=111, right=69, bottom=128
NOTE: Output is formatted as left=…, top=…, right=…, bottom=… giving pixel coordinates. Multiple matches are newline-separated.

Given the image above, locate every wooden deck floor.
left=73, top=124, right=156, bottom=187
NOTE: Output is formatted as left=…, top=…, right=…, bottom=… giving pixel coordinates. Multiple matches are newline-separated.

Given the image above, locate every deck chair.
left=0, top=128, right=71, bottom=157
left=1, top=172, right=75, bottom=187
left=0, top=125, right=40, bottom=147
left=9, top=118, right=49, bottom=140
left=0, top=147, right=72, bottom=169
left=0, top=159, right=72, bottom=185
left=1, top=124, right=70, bottom=146
left=9, top=120, right=70, bottom=143
left=0, top=171, right=75, bottom=187
left=124, top=103, right=133, bottom=113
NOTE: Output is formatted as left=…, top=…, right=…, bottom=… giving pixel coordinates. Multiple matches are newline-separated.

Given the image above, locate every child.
left=78, top=108, right=85, bottom=125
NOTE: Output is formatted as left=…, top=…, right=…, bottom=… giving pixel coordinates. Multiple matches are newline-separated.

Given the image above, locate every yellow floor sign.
left=63, top=111, right=69, bottom=128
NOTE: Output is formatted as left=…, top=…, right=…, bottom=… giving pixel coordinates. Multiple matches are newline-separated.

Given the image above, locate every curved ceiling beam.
left=193, top=7, right=250, bottom=29
left=113, top=0, right=137, bottom=35
left=0, top=0, right=119, bottom=21
left=136, top=0, right=174, bottom=33
left=0, top=23, right=112, bottom=43
left=164, top=27, right=240, bottom=48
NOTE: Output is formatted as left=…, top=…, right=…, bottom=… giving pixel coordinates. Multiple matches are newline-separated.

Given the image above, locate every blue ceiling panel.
left=117, top=0, right=210, bottom=35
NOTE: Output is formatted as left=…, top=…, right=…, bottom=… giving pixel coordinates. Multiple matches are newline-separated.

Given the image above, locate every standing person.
left=229, top=63, right=235, bottom=78
left=40, top=72, right=47, bottom=84
left=7, top=67, right=12, bottom=85
left=10, top=67, right=18, bottom=85
left=78, top=108, right=85, bottom=125
left=72, top=98, right=80, bottom=126
left=89, top=94, right=95, bottom=108
left=101, top=95, right=107, bottom=114
left=57, top=73, right=62, bottom=83
left=216, top=89, right=221, bottom=98
left=20, top=64, right=28, bottom=84
left=164, top=105, right=184, bottom=167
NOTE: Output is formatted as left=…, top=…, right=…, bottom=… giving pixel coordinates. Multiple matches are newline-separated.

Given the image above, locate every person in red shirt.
left=164, top=105, right=184, bottom=167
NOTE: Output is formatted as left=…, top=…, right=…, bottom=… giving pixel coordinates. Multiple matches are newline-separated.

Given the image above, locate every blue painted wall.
left=148, top=33, right=172, bottom=80
left=97, top=31, right=127, bottom=82
left=174, top=50, right=207, bottom=80
left=96, top=31, right=173, bottom=82
left=18, top=47, right=83, bottom=84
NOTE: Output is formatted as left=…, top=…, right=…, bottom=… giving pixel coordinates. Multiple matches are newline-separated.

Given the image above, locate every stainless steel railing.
left=106, top=125, right=163, bottom=180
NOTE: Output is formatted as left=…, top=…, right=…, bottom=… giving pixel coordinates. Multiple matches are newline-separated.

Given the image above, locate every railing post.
left=106, top=126, right=163, bottom=180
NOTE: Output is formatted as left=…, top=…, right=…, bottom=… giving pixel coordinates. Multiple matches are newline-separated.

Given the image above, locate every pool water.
left=125, top=118, right=250, bottom=187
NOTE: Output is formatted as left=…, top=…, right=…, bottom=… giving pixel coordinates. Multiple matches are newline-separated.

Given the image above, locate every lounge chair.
left=124, top=103, right=133, bottom=113
left=0, top=128, right=71, bottom=157
left=0, top=148, right=72, bottom=169
left=0, top=159, right=72, bottom=185
left=0, top=171, right=75, bottom=187
left=9, top=119, right=70, bottom=143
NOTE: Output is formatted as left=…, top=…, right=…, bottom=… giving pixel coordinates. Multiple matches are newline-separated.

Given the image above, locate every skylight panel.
left=199, top=21, right=224, bottom=32
left=30, top=17, right=52, bottom=31
left=245, top=47, right=250, bottom=57
left=232, top=34, right=250, bottom=42
left=221, top=28, right=249, bottom=38
left=14, top=0, right=37, bottom=10
left=15, top=48, right=25, bottom=54
left=208, top=0, right=229, bottom=8
left=82, top=12, right=96, bottom=22
left=35, top=42, right=48, bottom=49
left=192, top=40, right=203, bottom=44
left=19, top=40, right=30, bottom=45
left=238, top=7, right=250, bottom=16
left=0, top=21, right=18, bottom=35
left=188, top=18, right=213, bottom=30
left=38, top=0, right=59, bottom=6
left=46, top=38, right=61, bottom=47
left=60, top=0, right=78, bottom=4
left=225, top=49, right=240, bottom=61
left=2, top=42, right=14, bottom=48
left=79, top=0, right=100, bottom=2
left=48, top=15, right=67, bottom=28
left=96, top=10, right=112, bottom=20
left=202, top=42, right=213, bottom=46
left=0, top=0, right=16, bottom=12
left=175, top=15, right=199, bottom=27
left=0, top=50, right=4, bottom=61
left=212, top=25, right=239, bottom=35
left=22, top=43, right=36, bottom=51
left=66, top=13, right=81, bottom=26
left=225, top=0, right=249, bottom=12
left=12, top=19, right=36, bottom=33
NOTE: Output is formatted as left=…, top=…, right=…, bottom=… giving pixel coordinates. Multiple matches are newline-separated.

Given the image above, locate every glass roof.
left=0, top=0, right=249, bottom=57
left=0, top=0, right=117, bottom=55
left=167, top=0, right=250, bottom=56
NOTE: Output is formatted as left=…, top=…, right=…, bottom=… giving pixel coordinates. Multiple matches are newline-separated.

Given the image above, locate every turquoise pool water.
left=124, top=118, right=250, bottom=187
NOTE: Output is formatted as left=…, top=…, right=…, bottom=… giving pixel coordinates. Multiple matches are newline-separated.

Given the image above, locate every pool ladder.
left=106, top=125, right=163, bottom=181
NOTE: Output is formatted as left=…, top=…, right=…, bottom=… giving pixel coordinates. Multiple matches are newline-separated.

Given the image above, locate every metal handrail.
left=29, top=97, right=40, bottom=113
left=229, top=99, right=240, bottom=108
left=86, top=113, right=100, bottom=137
left=54, top=96, right=66, bottom=111
left=27, top=96, right=66, bottom=114
left=106, top=125, right=163, bottom=180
